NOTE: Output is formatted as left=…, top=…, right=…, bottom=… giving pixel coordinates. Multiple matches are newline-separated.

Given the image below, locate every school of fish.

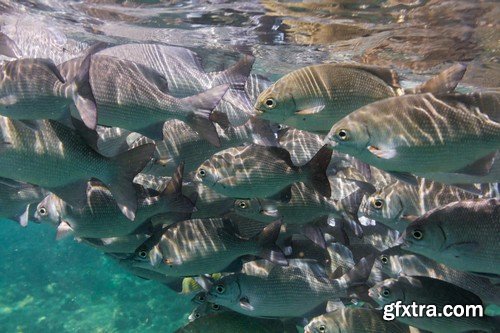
left=1, top=24, right=499, bottom=333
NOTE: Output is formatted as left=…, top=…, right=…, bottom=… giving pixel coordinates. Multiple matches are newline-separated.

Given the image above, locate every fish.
left=369, top=276, right=497, bottom=333
left=61, top=52, right=231, bottom=146
left=304, top=307, right=415, bottom=333
left=207, top=257, right=373, bottom=318
left=139, top=116, right=277, bottom=178
left=194, top=144, right=332, bottom=198
left=401, top=198, right=500, bottom=275
left=175, top=311, right=287, bottom=333
left=0, top=32, right=22, bottom=58
left=358, top=179, right=478, bottom=232
left=0, top=117, right=154, bottom=220
left=133, top=219, right=286, bottom=277
left=97, top=43, right=254, bottom=97
left=188, top=302, right=229, bottom=322
left=325, top=92, right=500, bottom=183
left=372, top=246, right=500, bottom=305
left=79, top=234, right=151, bottom=254
left=96, top=43, right=257, bottom=126
left=232, top=182, right=341, bottom=225
left=0, top=58, right=78, bottom=123
left=254, top=63, right=466, bottom=134
left=0, top=178, right=46, bottom=226
left=116, top=258, right=183, bottom=292
left=34, top=164, right=194, bottom=239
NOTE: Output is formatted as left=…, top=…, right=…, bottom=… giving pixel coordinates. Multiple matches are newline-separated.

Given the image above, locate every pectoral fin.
left=454, top=151, right=497, bottom=176
left=239, top=297, right=254, bottom=311
left=367, top=145, right=397, bottom=159
left=444, top=241, right=480, bottom=257
left=295, top=105, right=325, bottom=115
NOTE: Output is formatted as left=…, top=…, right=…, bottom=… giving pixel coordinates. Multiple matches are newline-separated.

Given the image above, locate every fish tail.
left=340, top=255, right=376, bottom=287
left=304, top=145, right=333, bottom=198
left=106, top=143, right=156, bottom=221
left=253, top=220, right=288, bottom=266
left=182, top=84, right=230, bottom=147
left=246, top=116, right=279, bottom=147
left=72, top=42, right=109, bottom=130
left=209, top=54, right=255, bottom=90
left=159, top=162, right=196, bottom=213
left=408, top=63, right=467, bottom=95
left=0, top=32, right=22, bottom=58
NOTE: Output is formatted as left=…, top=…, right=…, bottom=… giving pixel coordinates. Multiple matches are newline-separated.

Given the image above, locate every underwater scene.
left=0, top=0, right=499, bottom=332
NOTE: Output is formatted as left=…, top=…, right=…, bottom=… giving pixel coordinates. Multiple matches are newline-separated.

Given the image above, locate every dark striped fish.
left=373, top=246, right=500, bottom=305
left=305, top=307, right=415, bottom=333
left=369, top=276, right=497, bottom=333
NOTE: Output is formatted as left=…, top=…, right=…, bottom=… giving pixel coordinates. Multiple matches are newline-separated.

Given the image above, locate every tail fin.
left=339, top=255, right=376, bottom=287
left=254, top=220, right=288, bottom=266
left=304, top=145, right=333, bottom=197
left=247, top=116, right=279, bottom=147
left=72, top=42, right=109, bottom=129
left=408, top=63, right=467, bottom=95
left=182, top=84, right=230, bottom=147
left=160, top=162, right=196, bottom=213
left=107, top=143, right=155, bottom=221
left=211, top=54, right=255, bottom=90
left=0, top=32, right=22, bottom=58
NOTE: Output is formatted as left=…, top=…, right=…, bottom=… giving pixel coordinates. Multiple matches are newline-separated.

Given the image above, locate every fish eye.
left=211, top=304, right=220, bottom=310
left=237, top=200, right=247, bottom=209
left=138, top=250, right=147, bottom=258
left=215, top=284, right=225, bottom=294
left=382, top=288, right=391, bottom=297
left=337, top=129, right=348, bottom=141
left=371, top=198, right=384, bottom=210
left=265, top=97, right=276, bottom=109
left=198, top=168, right=207, bottom=177
left=194, top=313, right=200, bottom=318
left=198, top=295, right=205, bottom=302
left=319, top=325, right=326, bottom=332
left=38, top=207, right=47, bottom=216
left=412, top=229, right=423, bottom=240
left=380, top=255, right=389, bottom=264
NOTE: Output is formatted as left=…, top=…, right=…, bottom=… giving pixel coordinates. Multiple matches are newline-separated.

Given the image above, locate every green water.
left=0, top=221, right=191, bottom=332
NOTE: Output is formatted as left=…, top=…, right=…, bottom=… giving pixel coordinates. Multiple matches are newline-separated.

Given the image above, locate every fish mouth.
left=367, top=288, right=377, bottom=299
left=254, top=107, right=264, bottom=115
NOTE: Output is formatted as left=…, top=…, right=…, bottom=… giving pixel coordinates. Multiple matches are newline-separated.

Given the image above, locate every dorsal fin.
left=409, top=63, right=466, bottom=95
left=340, top=64, right=401, bottom=90
left=0, top=32, right=22, bottom=58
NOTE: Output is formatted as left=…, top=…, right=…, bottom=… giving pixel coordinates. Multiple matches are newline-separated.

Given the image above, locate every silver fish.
left=358, top=179, right=478, bottom=232
left=134, top=219, right=285, bottom=277
left=175, top=311, right=286, bottom=333
left=188, top=302, right=229, bottom=322
left=369, top=276, right=497, bottom=333
left=0, top=178, right=46, bottom=226
left=325, top=92, right=500, bottom=183
left=401, top=198, right=500, bottom=275
left=140, top=116, right=277, bottom=178
left=233, top=182, right=341, bottom=225
left=80, top=234, right=151, bottom=254
left=373, top=246, right=500, bottom=305
left=207, top=258, right=372, bottom=318
left=60, top=50, right=231, bottom=146
left=305, top=307, right=415, bottom=333
left=0, top=117, right=154, bottom=220
left=34, top=165, right=193, bottom=239
left=194, top=145, right=332, bottom=198
left=255, top=63, right=465, bottom=134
